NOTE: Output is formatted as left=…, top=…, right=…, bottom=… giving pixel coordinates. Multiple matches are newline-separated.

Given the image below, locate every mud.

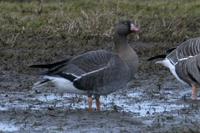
left=0, top=69, right=200, bottom=133
left=1, top=39, right=200, bottom=133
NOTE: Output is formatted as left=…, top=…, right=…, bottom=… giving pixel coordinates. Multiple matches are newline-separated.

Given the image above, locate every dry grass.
left=0, top=0, right=200, bottom=43
left=1, top=0, right=200, bottom=72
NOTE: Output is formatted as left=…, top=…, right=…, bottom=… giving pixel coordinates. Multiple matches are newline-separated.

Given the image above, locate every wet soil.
left=1, top=69, right=200, bottom=133
left=1, top=42, right=200, bottom=133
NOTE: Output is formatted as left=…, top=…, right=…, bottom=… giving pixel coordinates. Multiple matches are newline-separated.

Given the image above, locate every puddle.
left=0, top=122, right=19, bottom=132
left=36, top=94, right=64, bottom=102
left=0, top=106, right=8, bottom=111
left=0, top=88, right=190, bottom=117
left=0, top=72, right=199, bottom=132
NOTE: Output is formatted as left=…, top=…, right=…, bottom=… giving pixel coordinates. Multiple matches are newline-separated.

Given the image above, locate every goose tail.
left=147, top=54, right=166, bottom=61
left=32, top=78, right=51, bottom=89
left=29, top=58, right=70, bottom=69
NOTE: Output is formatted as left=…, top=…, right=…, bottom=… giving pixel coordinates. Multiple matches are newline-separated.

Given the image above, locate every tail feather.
left=166, top=47, right=176, bottom=54
left=147, top=54, right=166, bottom=61
left=32, top=79, right=51, bottom=89
left=29, top=58, right=70, bottom=69
left=148, top=47, right=176, bottom=61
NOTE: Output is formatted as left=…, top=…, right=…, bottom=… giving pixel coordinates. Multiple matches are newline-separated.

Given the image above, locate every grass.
left=1, top=0, right=200, bottom=72
left=0, top=0, right=200, bottom=43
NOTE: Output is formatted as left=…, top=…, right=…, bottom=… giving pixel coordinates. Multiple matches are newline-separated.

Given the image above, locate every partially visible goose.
left=148, top=37, right=200, bottom=100
left=30, top=20, right=140, bottom=111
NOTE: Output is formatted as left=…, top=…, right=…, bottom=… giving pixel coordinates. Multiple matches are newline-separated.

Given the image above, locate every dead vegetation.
left=1, top=0, right=200, bottom=73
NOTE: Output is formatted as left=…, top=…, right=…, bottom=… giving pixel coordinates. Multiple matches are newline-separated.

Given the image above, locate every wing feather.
left=73, top=55, right=130, bottom=94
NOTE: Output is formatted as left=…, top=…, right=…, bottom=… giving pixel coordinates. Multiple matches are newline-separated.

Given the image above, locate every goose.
left=148, top=37, right=200, bottom=100
left=30, top=20, right=140, bottom=111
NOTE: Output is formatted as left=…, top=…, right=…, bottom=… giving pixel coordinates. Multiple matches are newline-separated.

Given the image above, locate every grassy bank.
left=1, top=0, right=200, bottom=72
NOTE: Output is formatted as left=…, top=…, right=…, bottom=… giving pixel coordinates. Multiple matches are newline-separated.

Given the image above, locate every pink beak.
left=130, top=23, right=140, bottom=32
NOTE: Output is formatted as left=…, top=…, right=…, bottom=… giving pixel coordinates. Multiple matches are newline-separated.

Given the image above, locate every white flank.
left=32, top=80, right=49, bottom=89
left=156, top=58, right=186, bottom=84
left=33, top=66, right=108, bottom=94
left=43, top=76, right=85, bottom=94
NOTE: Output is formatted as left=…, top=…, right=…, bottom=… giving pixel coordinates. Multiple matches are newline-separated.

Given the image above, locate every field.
left=1, top=0, right=200, bottom=132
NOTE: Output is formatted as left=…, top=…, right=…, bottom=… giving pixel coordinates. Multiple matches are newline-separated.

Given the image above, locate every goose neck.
left=113, top=33, right=128, bottom=52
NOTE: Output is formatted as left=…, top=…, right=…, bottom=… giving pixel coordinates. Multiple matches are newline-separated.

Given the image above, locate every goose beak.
left=130, top=23, right=140, bottom=32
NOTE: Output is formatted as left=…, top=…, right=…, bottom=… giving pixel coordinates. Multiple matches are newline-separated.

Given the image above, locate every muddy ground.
left=1, top=42, right=200, bottom=133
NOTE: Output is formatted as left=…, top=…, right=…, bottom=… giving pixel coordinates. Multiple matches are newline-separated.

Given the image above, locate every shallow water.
left=1, top=72, right=200, bottom=132
left=0, top=87, right=190, bottom=117
left=0, top=122, right=19, bottom=132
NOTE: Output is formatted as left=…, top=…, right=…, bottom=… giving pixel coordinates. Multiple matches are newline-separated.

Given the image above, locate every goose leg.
left=95, top=95, right=100, bottom=111
left=192, top=84, right=198, bottom=100
left=88, top=96, right=93, bottom=112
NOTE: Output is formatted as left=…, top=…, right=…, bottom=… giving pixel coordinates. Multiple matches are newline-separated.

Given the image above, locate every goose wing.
left=49, top=50, right=114, bottom=76
left=175, top=54, right=200, bottom=86
left=29, top=58, right=70, bottom=69
left=31, top=50, right=112, bottom=76
left=29, top=58, right=71, bottom=75
left=166, top=38, right=200, bottom=65
left=176, top=37, right=200, bottom=59
left=72, top=55, right=130, bottom=94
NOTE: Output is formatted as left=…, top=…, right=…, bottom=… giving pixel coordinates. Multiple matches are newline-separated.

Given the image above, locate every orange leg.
left=88, top=96, right=93, bottom=112
left=95, top=96, right=101, bottom=111
left=192, top=84, right=198, bottom=100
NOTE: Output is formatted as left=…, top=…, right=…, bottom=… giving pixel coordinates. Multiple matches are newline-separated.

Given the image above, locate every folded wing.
left=73, top=55, right=130, bottom=94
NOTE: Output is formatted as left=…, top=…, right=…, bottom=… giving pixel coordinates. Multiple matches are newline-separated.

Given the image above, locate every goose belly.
left=44, top=76, right=85, bottom=94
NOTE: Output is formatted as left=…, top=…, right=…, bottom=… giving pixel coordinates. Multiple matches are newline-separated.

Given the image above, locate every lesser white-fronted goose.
left=148, top=37, right=200, bottom=100
left=30, top=20, right=140, bottom=111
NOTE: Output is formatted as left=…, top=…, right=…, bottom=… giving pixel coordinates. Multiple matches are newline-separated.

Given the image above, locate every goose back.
left=176, top=37, right=200, bottom=59
left=166, top=37, right=200, bottom=65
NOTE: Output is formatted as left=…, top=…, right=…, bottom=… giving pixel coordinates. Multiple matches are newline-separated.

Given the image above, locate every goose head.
left=113, top=20, right=140, bottom=51
left=115, top=20, right=140, bottom=36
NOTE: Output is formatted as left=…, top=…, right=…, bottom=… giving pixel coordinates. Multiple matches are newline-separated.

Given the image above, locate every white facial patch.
left=130, top=23, right=139, bottom=32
